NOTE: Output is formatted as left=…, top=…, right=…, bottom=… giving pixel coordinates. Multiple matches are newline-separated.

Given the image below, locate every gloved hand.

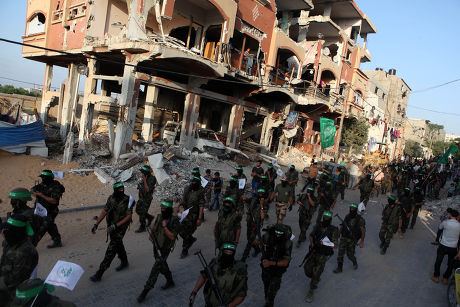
left=91, top=224, right=98, bottom=234
left=108, top=224, right=116, bottom=233
left=188, top=291, right=197, bottom=306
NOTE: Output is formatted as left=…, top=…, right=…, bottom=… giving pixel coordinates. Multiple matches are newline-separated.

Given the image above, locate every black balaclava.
left=114, top=187, right=124, bottom=198
left=3, top=225, right=27, bottom=246
left=322, top=217, right=331, bottom=227
left=229, top=177, right=238, bottom=189
left=161, top=207, right=173, bottom=220
left=349, top=207, right=358, bottom=218
left=223, top=201, right=232, bottom=214
left=219, top=252, right=235, bottom=270
left=11, top=199, right=27, bottom=211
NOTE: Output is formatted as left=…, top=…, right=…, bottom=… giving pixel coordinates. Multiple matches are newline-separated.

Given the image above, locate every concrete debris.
left=278, top=147, right=311, bottom=170
left=118, top=167, right=133, bottom=182
left=94, top=167, right=115, bottom=185
left=424, top=196, right=460, bottom=218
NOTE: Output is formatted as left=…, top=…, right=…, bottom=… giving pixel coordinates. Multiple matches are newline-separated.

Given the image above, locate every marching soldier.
left=379, top=195, right=402, bottom=255
left=214, top=197, right=242, bottom=251
left=224, top=176, right=245, bottom=215
left=296, top=187, right=317, bottom=248
left=189, top=243, right=248, bottom=307
left=286, top=165, right=299, bottom=202
left=269, top=176, right=293, bottom=223
left=336, top=167, right=348, bottom=201
left=9, top=278, right=76, bottom=307
left=410, top=186, right=425, bottom=229
left=333, top=204, right=365, bottom=273
left=260, top=223, right=293, bottom=307
left=316, top=181, right=335, bottom=225
left=303, top=211, right=338, bottom=303
left=352, top=172, right=374, bottom=208
left=241, top=189, right=266, bottom=262
left=137, top=200, right=180, bottom=302
left=31, top=170, right=65, bottom=248
left=398, top=187, right=413, bottom=233
left=135, top=165, right=157, bottom=233
left=177, top=177, right=205, bottom=259
left=90, top=182, right=133, bottom=282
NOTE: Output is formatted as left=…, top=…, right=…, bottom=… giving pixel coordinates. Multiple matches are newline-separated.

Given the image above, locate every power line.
left=0, top=76, right=58, bottom=90
left=412, top=78, right=460, bottom=93
left=407, top=105, right=460, bottom=117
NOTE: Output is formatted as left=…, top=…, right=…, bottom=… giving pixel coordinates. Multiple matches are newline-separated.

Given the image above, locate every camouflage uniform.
left=316, top=188, right=334, bottom=225
left=286, top=168, right=299, bottom=202
left=31, top=180, right=65, bottom=245
left=215, top=204, right=242, bottom=250
left=358, top=176, right=374, bottom=207
left=241, top=197, right=264, bottom=261
left=410, top=189, right=425, bottom=229
left=136, top=175, right=156, bottom=229
left=273, top=183, right=293, bottom=223
left=224, top=184, right=244, bottom=214
left=336, top=172, right=347, bottom=200
left=379, top=202, right=401, bottom=252
left=179, top=185, right=205, bottom=253
left=261, top=224, right=293, bottom=307
left=336, top=213, right=365, bottom=267
left=143, top=214, right=180, bottom=291
left=304, top=223, right=338, bottom=290
left=398, top=193, right=413, bottom=233
left=0, top=239, right=38, bottom=303
left=297, top=191, right=317, bottom=243
left=202, top=258, right=248, bottom=306
left=7, top=204, right=45, bottom=247
left=97, top=194, right=132, bottom=273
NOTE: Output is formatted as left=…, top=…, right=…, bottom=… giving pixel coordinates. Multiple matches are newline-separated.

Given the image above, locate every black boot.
left=89, top=270, right=103, bottom=282
left=380, top=247, right=387, bottom=255
left=115, top=260, right=129, bottom=272
left=333, top=262, right=343, bottom=274
left=161, top=274, right=175, bottom=290
left=137, top=289, right=149, bottom=303
left=352, top=260, right=358, bottom=270
left=47, top=240, right=62, bottom=249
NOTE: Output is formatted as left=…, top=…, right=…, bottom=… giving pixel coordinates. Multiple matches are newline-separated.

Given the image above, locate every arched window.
left=26, top=13, right=46, bottom=35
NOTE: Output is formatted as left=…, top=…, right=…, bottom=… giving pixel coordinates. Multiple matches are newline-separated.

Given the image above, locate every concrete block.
left=30, top=147, right=48, bottom=157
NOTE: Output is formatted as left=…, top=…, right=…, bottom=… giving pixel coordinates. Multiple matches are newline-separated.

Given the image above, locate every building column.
left=78, top=58, right=97, bottom=147
left=60, top=63, right=79, bottom=139
left=180, top=93, right=201, bottom=149
left=304, top=119, right=314, bottom=144
left=226, top=104, right=244, bottom=148
left=40, top=64, right=53, bottom=122
left=113, top=59, right=140, bottom=159
left=142, top=85, right=159, bottom=142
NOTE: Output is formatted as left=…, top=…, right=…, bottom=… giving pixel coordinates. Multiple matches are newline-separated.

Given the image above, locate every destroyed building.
left=22, top=0, right=377, bottom=160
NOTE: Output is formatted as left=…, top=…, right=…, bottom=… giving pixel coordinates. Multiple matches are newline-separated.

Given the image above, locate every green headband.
left=161, top=201, right=173, bottom=208
left=222, top=243, right=236, bottom=251
left=141, top=166, right=151, bottom=172
left=350, top=203, right=358, bottom=209
left=405, top=187, right=411, bottom=191
left=307, top=187, right=314, bottom=192
left=388, top=195, right=396, bottom=201
left=192, top=169, right=200, bottom=173
left=193, top=176, right=201, bottom=181
left=231, top=176, right=238, bottom=182
left=224, top=197, right=235, bottom=204
left=40, top=171, right=53, bottom=177
left=9, top=192, right=32, bottom=198
left=113, top=182, right=124, bottom=189
left=326, top=181, right=332, bottom=185
left=323, top=211, right=333, bottom=218
left=7, top=218, right=34, bottom=236
left=236, top=166, right=243, bottom=170
left=275, top=230, right=284, bottom=235
left=257, top=188, right=266, bottom=193
left=268, top=165, right=274, bottom=169
left=290, top=165, right=295, bottom=169
left=16, top=283, right=54, bottom=299
left=261, top=175, right=268, bottom=179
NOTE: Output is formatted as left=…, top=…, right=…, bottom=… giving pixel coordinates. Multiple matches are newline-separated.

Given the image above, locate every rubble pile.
left=278, top=147, right=311, bottom=170
left=424, top=195, right=460, bottom=218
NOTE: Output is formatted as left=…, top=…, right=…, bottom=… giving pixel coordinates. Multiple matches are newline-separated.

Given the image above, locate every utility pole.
left=334, top=86, right=348, bottom=162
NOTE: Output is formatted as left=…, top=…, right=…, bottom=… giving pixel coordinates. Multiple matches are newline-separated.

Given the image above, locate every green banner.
left=320, top=117, right=336, bottom=149
left=438, top=144, right=458, bottom=164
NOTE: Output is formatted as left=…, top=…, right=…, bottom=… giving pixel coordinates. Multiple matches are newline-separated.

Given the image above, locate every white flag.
left=45, top=261, right=84, bottom=291
left=290, top=234, right=295, bottom=241
left=52, top=171, right=64, bottom=179
left=34, top=203, right=48, bottom=217
left=358, top=202, right=366, bottom=212
left=238, top=178, right=246, bottom=190
left=179, top=209, right=190, bottom=223
left=321, top=236, right=334, bottom=247
left=200, top=176, right=208, bottom=188
left=128, top=192, right=135, bottom=209
left=29, top=266, right=38, bottom=279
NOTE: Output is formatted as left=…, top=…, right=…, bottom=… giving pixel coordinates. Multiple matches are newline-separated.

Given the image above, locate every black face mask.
left=42, top=177, right=53, bottom=185
left=229, top=180, right=237, bottom=189
left=237, top=170, right=243, bottom=175
left=219, top=253, right=234, bottom=270
left=192, top=182, right=200, bottom=190
left=223, top=205, right=232, bottom=214
left=3, top=227, right=27, bottom=246
left=11, top=199, right=27, bottom=211
left=161, top=208, right=172, bottom=220
left=322, top=219, right=331, bottom=227
left=349, top=209, right=357, bottom=217
left=114, top=189, right=124, bottom=198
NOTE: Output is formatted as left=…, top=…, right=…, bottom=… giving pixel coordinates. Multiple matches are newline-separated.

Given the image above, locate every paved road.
left=31, top=187, right=447, bottom=306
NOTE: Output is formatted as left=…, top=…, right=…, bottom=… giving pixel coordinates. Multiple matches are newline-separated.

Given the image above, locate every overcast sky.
left=0, top=1, right=459, bottom=135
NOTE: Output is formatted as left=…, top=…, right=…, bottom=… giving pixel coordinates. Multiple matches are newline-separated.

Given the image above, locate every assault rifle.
left=193, top=250, right=225, bottom=307
left=335, top=214, right=359, bottom=245
left=146, top=225, right=165, bottom=262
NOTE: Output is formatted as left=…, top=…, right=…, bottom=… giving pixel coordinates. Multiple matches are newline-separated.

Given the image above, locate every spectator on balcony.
left=244, top=49, right=254, bottom=75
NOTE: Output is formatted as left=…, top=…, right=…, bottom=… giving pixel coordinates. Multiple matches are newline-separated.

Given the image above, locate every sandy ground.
left=0, top=151, right=114, bottom=217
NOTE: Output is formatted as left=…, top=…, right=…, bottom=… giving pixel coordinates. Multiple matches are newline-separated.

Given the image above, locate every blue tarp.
left=0, top=120, right=45, bottom=146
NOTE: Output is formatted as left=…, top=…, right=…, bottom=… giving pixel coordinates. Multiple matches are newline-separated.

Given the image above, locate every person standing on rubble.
left=177, top=176, right=205, bottom=259
left=135, top=165, right=157, bottom=233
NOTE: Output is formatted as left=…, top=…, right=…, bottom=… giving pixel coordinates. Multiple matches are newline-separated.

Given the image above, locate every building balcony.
left=297, top=86, right=343, bottom=113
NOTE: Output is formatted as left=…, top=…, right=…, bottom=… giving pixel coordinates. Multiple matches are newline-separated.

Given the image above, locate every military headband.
left=405, top=187, right=411, bottom=191
left=236, top=166, right=243, bottom=171
left=275, top=230, right=284, bottom=235
left=350, top=203, right=358, bottom=209
left=323, top=211, right=333, bottom=218
left=6, top=218, right=34, bottom=236
left=326, top=181, right=332, bottom=185
left=388, top=195, right=396, bottom=201
left=257, top=188, right=266, bottom=193
left=222, top=243, right=236, bottom=251
left=192, top=169, right=200, bottom=174
left=307, top=187, right=315, bottom=192
left=141, top=165, right=152, bottom=172
left=113, top=182, right=124, bottom=189
left=224, top=197, right=236, bottom=204
left=9, top=192, right=32, bottom=198
left=231, top=176, right=238, bottom=182
left=261, top=175, right=268, bottom=179
left=192, top=176, right=201, bottom=181
left=16, top=283, right=54, bottom=299
left=40, top=171, right=53, bottom=177
left=161, top=201, right=173, bottom=208
left=268, top=165, right=274, bottom=169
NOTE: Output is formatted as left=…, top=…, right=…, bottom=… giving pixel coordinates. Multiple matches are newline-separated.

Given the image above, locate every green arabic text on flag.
left=320, top=117, right=336, bottom=149
left=438, top=144, right=458, bottom=164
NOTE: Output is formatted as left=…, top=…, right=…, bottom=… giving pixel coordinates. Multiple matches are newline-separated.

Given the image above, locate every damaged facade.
left=22, top=0, right=377, bottom=160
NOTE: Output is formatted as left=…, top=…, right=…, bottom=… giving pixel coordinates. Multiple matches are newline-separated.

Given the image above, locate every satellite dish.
left=322, top=47, right=330, bottom=56
left=333, top=55, right=340, bottom=63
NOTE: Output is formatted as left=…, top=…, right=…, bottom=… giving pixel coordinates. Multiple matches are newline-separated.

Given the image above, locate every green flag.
left=438, top=144, right=458, bottom=164
left=320, top=117, right=336, bottom=149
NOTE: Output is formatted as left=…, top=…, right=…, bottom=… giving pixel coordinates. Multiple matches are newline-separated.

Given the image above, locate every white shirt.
left=349, top=164, right=359, bottom=176
left=440, top=219, right=460, bottom=248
